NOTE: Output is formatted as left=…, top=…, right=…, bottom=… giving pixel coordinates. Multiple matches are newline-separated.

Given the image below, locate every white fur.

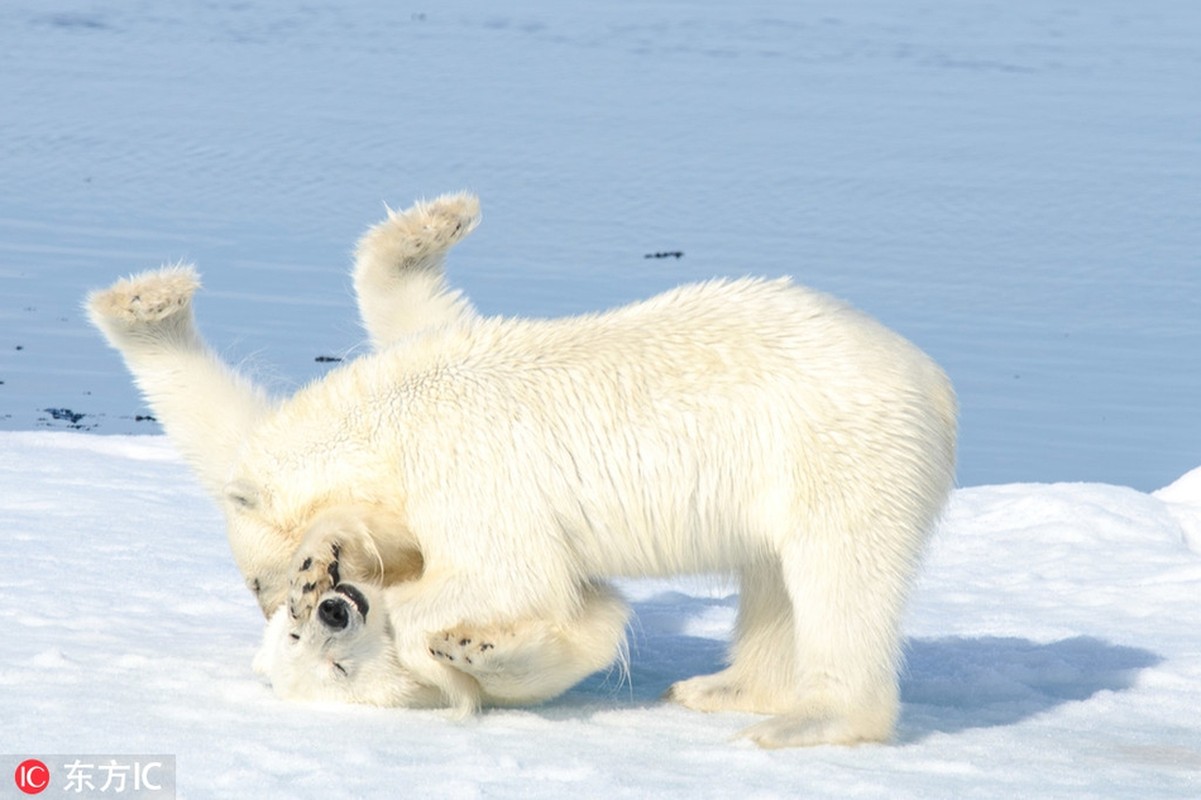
left=86, top=192, right=957, bottom=747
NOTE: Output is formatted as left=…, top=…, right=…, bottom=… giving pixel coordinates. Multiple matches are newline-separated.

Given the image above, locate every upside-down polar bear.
left=86, top=192, right=957, bottom=747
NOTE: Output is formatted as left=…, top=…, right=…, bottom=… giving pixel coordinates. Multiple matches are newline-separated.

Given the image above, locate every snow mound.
left=1154, top=466, right=1201, bottom=554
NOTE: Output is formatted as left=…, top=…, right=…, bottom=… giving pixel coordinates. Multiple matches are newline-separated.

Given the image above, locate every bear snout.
left=318, top=597, right=351, bottom=631
left=317, top=584, right=370, bottom=631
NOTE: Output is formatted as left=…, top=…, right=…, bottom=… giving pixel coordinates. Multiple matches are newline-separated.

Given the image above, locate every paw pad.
left=287, top=540, right=343, bottom=621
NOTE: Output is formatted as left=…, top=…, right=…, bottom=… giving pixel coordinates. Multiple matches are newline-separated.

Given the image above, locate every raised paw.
left=287, top=539, right=343, bottom=622
left=356, top=191, right=481, bottom=277
left=86, top=266, right=200, bottom=328
left=387, top=191, right=481, bottom=254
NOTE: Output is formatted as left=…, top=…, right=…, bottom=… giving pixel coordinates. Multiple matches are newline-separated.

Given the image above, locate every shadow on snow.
left=898, top=634, right=1161, bottom=741
left=555, top=592, right=1162, bottom=741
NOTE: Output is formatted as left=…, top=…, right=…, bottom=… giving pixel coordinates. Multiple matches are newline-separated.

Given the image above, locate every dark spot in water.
left=315, top=355, right=342, bottom=363
left=38, top=407, right=99, bottom=431
left=643, top=251, right=684, bottom=260
left=43, top=407, right=85, bottom=424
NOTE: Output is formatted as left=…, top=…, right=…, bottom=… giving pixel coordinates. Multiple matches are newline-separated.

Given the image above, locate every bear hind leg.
left=85, top=266, right=272, bottom=497
left=352, top=191, right=481, bottom=348
left=739, top=525, right=919, bottom=747
left=666, top=559, right=798, bottom=715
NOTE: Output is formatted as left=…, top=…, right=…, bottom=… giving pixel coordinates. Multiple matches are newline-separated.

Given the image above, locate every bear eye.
left=223, top=479, right=260, bottom=511
left=289, top=633, right=300, bottom=642
left=333, top=662, right=348, bottom=676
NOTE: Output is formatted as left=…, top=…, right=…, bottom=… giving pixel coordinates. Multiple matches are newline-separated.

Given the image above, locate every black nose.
left=318, top=597, right=350, bottom=630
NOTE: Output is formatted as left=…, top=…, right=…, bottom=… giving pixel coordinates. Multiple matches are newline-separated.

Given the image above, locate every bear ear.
left=224, top=479, right=261, bottom=512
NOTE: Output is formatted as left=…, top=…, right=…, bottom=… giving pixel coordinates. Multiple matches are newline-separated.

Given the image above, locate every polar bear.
left=87, top=192, right=957, bottom=747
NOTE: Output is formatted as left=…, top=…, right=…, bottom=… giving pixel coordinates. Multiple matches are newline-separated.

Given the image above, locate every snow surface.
left=2, top=433, right=1199, bottom=798
left=2, top=0, right=1200, bottom=796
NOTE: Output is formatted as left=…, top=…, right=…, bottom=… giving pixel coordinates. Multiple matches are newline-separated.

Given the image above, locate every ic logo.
left=14, top=759, right=50, bottom=795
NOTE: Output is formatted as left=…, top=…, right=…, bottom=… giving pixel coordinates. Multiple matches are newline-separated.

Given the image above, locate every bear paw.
left=666, top=671, right=749, bottom=713
left=86, top=265, right=200, bottom=328
left=667, top=669, right=787, bottom=715
left=427, top=626, right=505, bottom=676
left=287, top=540, right=343, bottom=621
left=356, top=191, right=481, bottom=277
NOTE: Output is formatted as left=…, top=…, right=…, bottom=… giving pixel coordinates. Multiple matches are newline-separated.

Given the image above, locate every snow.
left=1, top=433, right=1199, bottom=798
left=2, top=0, right=1200, bottom=796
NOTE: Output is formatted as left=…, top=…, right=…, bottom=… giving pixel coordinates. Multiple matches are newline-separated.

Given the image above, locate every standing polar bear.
left=87, top=192, right=957, bottom=748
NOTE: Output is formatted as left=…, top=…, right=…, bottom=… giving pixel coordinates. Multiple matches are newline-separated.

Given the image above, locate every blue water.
left=1, top=1, right=1197, bottom=491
